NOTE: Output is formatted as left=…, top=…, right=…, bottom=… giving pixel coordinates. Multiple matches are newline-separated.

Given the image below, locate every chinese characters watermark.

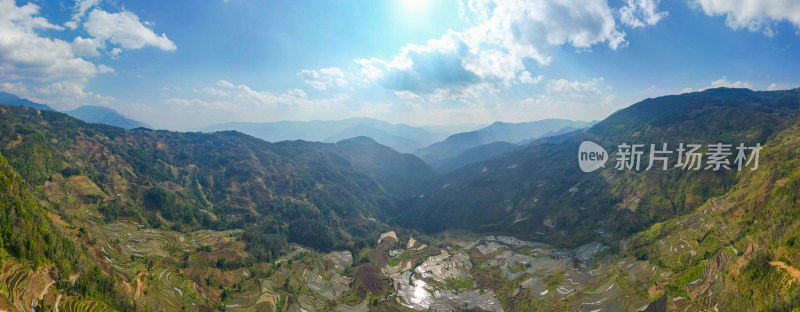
left=579, top=141, right=762, bottom=173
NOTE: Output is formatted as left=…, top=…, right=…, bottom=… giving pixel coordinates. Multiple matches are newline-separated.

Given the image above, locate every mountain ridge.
left=413, top=118, right=593, bottom=164
left=200, top=118, right=449, bottom=153
left=396, top=87, right=800, bottom=247
left=64, top=105, right=150, bottom=129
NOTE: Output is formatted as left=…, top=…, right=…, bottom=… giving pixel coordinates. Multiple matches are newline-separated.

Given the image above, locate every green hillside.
left=396, top=88, right=800, bottom=247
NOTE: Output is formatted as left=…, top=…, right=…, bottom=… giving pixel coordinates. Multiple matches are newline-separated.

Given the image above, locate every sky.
left=1, top=0, right=800, bottom=130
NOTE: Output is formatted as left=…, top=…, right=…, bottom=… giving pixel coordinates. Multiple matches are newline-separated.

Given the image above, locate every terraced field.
left=0, top=261, right=61, bottom=312
left=4, top=266, right=27, bottom=302
left=58, top=299, right=113, bottom=312
left=84, top=222, right=247, bottom=311
left=0, top=211, right=752, bottom=312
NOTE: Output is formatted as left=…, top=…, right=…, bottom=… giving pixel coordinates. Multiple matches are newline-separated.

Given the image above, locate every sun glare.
left=403, top=0, right=429, bottom=11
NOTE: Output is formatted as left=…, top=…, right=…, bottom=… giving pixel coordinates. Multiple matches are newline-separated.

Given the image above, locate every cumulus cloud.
left=0, top=0, right=110, bottom=80
left=682, top=77, right=754, bottom=93
left=470, top=0, right=627, bottom=63
left=84, top=9, right=177, bottom=53
left=357, top=33, right=481, bottom=94
left=71, top=36, right=104, bottom=57
left=0, top=81, right=36, bottom=100
left=356, top=0, right=630, bottom=97
left=767, top=82, right=797, bottom=91
left=298, top=67, right=348, bottom=90
left=619, top=0, right=668, bottom=28
left=33, top=77, right=115, bottom=108
left=518, top=71, right=543, bottom=84
left=709, top=77, right=752, bottom=89
left=206, top=80, right=311, bottom=107
left=66, top=0, right=101, bottom=29
left=216, top=80, right=234, bottom=88
left=692, top=0, right=800, bottom=35
left=202, top=86, right=230, bottom=97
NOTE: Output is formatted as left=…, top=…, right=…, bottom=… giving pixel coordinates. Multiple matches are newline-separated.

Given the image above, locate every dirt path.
left=134, top=272, right=145, bottom=299
left=39, top=281, right=56, bottom=300
left=770, top=261, right=800, bottom=283
left=54, top=293, right=62, bottom=312
left=679, top=232, right=696, bottom=254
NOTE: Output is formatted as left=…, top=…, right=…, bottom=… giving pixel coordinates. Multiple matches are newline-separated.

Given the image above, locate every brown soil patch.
left=352, top=263, right=384, bottom=299
left=49, top=212, right=70, bottom=227
left=769, top=261, right=800, bottom=284
left=732, top=236, right=757, bottom=277
left=648, top=283, right=665, bottom=297
left=163, top=181, right=184, bottom=192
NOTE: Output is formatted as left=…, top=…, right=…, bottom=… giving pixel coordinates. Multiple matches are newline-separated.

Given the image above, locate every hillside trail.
left=39, top=280, right=56, bottom=300
left=770, top=261, right=800, bottom=283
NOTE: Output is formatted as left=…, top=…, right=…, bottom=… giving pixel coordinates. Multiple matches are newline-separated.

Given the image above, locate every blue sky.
left=1, top=0, right=800, bottom=130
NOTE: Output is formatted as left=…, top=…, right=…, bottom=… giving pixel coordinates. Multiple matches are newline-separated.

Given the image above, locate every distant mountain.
left=519, top=123, right=596, bottom=145
left=396, top=88, right=800, bottom=249
left=431, top=141, right=523, bottom=173
left=324, top=125, right=424, bottom=153
left=0, top=92, right=149, bottom=129
left=414, top=119, right=592, bottom=164
left=419, top=123, right=487, bottom=135
left=335, top=136, right=435, bottom=201
left=0, top=91, right=55, bottom=111
left=64, top=105, right=149, bottom=129
left=479, top=119, right=594, bottom=143
left=201, top=118, right=448, bottom=153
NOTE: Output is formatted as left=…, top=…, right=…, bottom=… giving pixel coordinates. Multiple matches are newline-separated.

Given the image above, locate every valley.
left=3, top=0, right=800, bottom=310
left=1, top=87, right=800, bottom=311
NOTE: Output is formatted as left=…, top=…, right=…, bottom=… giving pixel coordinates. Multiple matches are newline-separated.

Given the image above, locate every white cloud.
left=356, top=0, right=629, bottom=97
left=767, top=82, right=797, bottom=91
left=84, top=9, right=177, bottom=53
left=166, top=98, right=233, bottom=110
left=709, top=77, right=752, bottom=89
left=356, top=32, right=480, bottom=94
left=469, top=0, right=627, bottom=64
left=208, top=79, right=310, bottom=107
left=33, top=77, right=116, bottom=108
left=71, top=36, right=104, bottom=57
left=620, top=0, right=668, bottom=28
left=692, top=0, right=800, bottom=35
left=66, top=0, right=101, bottom=29
left=203, top=86, right=230, bottom=97
left=0, top=81, right=36, bottom=100
left=35, top=78, right=89, bottom=97
left=394, top=90, right=424, bottom=102
left=546, top=78, right=603, bottom=96
left=682, top=77, right=754, bottom=93
left=286, top=89, right=307, bottom=99
left=217, top=80, right=234, bottom=88
left=154, top=81, right=358, bottom=129
left=0, top=0, right=109, bottom=80
left=298, top=67, right=348, bottom=90
left=518, top=71, right=543, bottom=84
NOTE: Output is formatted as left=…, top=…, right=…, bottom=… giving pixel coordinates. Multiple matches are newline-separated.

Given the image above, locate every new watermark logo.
left=578, top=141, right=608, bottom=173
left=579, top=141, right=762, bottom=173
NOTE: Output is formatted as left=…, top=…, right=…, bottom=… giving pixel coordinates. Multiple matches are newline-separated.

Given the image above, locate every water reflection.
left=411, top=279, right=430, bottom=305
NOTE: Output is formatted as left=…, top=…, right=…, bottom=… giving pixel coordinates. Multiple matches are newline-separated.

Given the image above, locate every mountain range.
left=414, top=119, right=595, bottom=167
left=0, top=92, right=148, bottom=129
left=200, top=118, right=449, bottom=154
left=63, top=105, right=150, bottom=129
left=0, top=91, right=55, bottom=111
left=2, top=87, right=800, bottom=310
